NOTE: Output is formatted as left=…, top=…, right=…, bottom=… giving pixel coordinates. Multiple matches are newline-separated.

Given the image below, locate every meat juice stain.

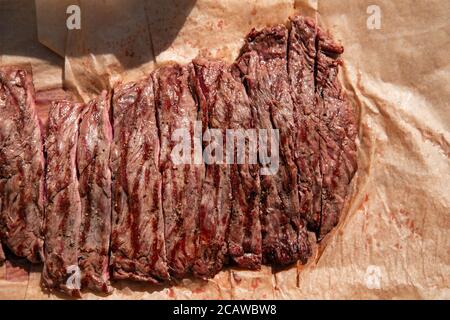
left=358, top=194, right=369, bottom=211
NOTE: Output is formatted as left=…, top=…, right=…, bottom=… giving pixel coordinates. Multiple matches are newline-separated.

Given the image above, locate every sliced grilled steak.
left=0, top=66, right=45, bottom=263
left=43, top=100, right=85, bottom=297
left=316, top=30, right=358, bottom=238
left=153, top=63, right=204, bottom=279
left=234, top=25, right=311, bottom=265
left=194, top=59, right=262, bottom=269
left=111, top=78, right=169, bottom=282
left=191, top=59, right=233, bottom=277
left=0, top=15, right=357, bottom=291
left=287, top=16, right=323, bottom=232
left=77, top=91, right=113, bottom=293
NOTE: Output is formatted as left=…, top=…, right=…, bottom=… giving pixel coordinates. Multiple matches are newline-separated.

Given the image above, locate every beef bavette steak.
left=315, top=29, right=358, bottom=238
left=77, top=91, right=113, bottom=293
left=191, top=59, right=233, bottom=277
left=153, top=63, right=204, bottom=279
left=0, top=66, right=45, bottom=263
left=287, top=16, right=323, bottom=232
left=43, top=100, right=85, bottom=297
left=194, top=58, right=262, bottom=270
left=110, top=77, right=169, bottom=282
left=234, top=25, right=311, bottom=265
left=0, top=14, right=358, bottom=296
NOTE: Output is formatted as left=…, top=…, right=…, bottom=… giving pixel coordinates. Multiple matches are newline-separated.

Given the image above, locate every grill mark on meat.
left=77, top=91, right=113, bottom=293
left=191, top=59, right=233, bottom=277
left=0, top=66, right=45, bottom=263
left=153, top=63, right=204, bottom=279
left=315, top=30, right=358, bottom=239
left=111, top=78, right=169, bottom=282
left=43, top=100, right=85, bottom=297
left=287, top=16, right=323, bottom=234
left=234, top=25, right=311, bottom=265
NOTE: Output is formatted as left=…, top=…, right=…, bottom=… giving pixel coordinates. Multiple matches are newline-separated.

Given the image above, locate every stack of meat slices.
left=0, top=15, right=357, bottom=297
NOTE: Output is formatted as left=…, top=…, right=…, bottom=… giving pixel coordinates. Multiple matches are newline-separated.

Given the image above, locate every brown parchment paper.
left=0, top=0, right=64, bottom=90
left=0, top=0, right=449, bottom=299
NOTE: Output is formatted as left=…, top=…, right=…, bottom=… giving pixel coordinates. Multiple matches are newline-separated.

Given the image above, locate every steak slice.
left=0, top=66, right=45, bottom=263
left=43, top=100, right=85, bottom=297
left=287, top=16, right=323, bottom=232
left=153, top=63, right=204, bottom=279
left=77, top=91, right=113, bottom=293
left=194, top=59, right=262, bottom=269
left=316, top=30, right=358, bottom=238
left=191, top=59, right=234, bottom=277
left=234, top=25, right=310, bottom=265
left=111, top=78, right=169, bottom=282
